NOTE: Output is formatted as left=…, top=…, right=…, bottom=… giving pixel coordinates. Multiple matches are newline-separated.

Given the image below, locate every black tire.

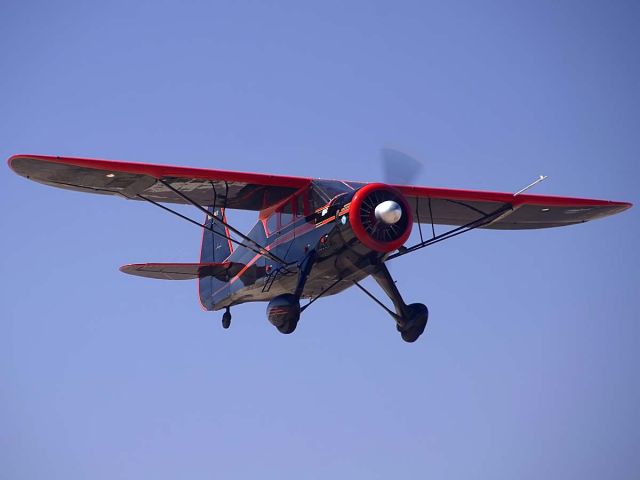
left=267, top=294, right=301, bottom=333
left=277, top=318, right=298, bottom=334
left=399, top=303, right=428, bottom=343
left=222, top=311, right=231, bottom=329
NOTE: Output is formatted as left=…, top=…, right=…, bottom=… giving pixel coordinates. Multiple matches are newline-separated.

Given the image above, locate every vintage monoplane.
left=8, top=154, right=631, bottom=342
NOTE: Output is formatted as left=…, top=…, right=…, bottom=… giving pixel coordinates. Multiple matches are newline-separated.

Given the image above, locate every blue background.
left=1, top=1, right=638, bottom=478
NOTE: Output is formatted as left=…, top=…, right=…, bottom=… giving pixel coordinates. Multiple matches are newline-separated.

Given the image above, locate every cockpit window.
left=311, top=180, right=354, bottom=207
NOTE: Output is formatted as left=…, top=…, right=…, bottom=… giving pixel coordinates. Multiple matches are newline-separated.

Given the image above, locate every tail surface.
left=199, top=207, right=233, bottom=310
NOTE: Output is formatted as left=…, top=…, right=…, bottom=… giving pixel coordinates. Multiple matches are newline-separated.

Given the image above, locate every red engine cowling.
left=349, top=183, right=413, bottom=253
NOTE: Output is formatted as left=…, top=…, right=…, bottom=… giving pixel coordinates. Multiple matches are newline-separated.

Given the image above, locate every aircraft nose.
left=374, top=200, right=403, bottom=224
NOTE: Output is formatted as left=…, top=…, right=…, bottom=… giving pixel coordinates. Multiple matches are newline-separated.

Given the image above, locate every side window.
left=296, top=194, right=306, bottom=218
left=265, top=193, right=308, bottom=236
left=280, top=199, right=294, bottom=227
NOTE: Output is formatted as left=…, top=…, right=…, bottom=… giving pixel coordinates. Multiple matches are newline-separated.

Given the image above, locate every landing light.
left=106, top=173, right=115, bottom=178
left=541, top=208, right=550, bottom=212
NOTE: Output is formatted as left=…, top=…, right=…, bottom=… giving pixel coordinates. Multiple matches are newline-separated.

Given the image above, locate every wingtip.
left=614, top=201, right=633, bottom=211
left=7, top=154, right=47, bottom=174
left=119, top=263, right=142, bottom=274
left=7, top=154, right=23, bottom=172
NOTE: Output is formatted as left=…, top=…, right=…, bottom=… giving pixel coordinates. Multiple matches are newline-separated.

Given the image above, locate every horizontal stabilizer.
left=120, top=262, right=234, bottom=280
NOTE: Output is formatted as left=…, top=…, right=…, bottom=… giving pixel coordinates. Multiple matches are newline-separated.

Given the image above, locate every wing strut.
left=136, top=192, right=289, bottom=267
left=157, top=179, right=290, bottom=266
left=387, top=202, right=513, bottom=261
left=300, top=277, right=343, bottom=313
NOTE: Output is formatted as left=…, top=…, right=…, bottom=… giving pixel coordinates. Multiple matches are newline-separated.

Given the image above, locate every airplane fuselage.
left=209, top=182, right=384, bottom=310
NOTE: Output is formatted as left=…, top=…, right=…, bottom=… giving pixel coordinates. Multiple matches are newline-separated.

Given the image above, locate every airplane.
left=8, top=154, right=632, bottom=342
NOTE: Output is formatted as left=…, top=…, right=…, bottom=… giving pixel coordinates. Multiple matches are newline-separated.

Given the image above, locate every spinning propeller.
left=381, top=147, right=423, bottom=186
left=344, top=148, right=423, bottom=252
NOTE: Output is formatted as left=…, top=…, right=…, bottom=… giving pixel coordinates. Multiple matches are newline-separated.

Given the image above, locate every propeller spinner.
left=374, top=200, right=403, bottom=224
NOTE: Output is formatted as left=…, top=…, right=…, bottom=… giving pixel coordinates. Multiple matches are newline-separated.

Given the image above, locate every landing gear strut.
left=222, top=307, right=231, bottom=329
left=370, top=263, right=428, bottom=343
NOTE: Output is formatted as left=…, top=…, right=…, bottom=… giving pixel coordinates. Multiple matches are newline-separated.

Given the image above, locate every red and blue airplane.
left=8, top=154, right=631, bottom=342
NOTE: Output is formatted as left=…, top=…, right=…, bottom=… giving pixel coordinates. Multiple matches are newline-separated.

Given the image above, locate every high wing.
left=120, top=262, right=266, bottom=280
left=9, top=154, right=311, bottom=210
left=9, top=154, right=630, bottom=228
left=394, top=185, right=631, bottom=230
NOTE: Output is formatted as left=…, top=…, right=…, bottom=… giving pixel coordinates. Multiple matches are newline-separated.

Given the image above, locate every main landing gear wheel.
left=276, top=317, right=299, bottom=335
left=370, top=264, right=429, bottom=343
left=267, top=251, right=315, bottom=335
left=267, top=293, right=301, bottom=335
left=397, top=303, right=428, bottom=343
left=222, top=308, right=231, bottom=329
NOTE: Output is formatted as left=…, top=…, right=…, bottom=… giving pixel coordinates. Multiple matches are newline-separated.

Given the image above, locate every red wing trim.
left=8, top=154, right=311, bottom=189
left=395, top=184, right=632, bottom=209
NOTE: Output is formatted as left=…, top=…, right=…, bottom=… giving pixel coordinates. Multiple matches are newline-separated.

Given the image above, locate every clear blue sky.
left=1, top=1, right=638, bottom=478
